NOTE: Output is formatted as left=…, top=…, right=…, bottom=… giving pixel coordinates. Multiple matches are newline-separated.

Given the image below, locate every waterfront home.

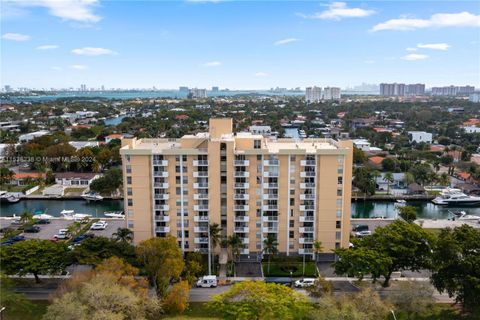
left=43, top=184, right=64, bottom=197
left=368, top=156, right=384, bottom=168
left=54, top=172, right=101, bottom=187
left=462, top=125, right=480, bottom=134
left=10, top=172, right=46, bottom=186
left=18, top=130, right=50, bottom=143
left=375, top=173, right=406, bottom=191
left=407, top=183, right=426, bottom=195
left=68, top=141, right=99, bottom=150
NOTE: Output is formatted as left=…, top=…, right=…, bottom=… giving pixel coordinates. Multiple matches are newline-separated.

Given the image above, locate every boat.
left=6, top=195, right=21, bottom=203
left=449, top=210, right=480, bottom=221
left=432, top=188, right=480, bottom=206
left=32, top=210, right=54, bottom=220
left=104, top=211, right=125, bottom=218
left=81, top=192, right=103, bottom=201
left=60, top=210, right=92, bottom=221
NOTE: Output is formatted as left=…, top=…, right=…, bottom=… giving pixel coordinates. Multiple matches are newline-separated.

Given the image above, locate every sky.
left=1, top=0, right=479, bottom=90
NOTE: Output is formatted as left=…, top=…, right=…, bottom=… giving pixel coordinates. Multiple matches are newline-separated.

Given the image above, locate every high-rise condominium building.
left=120, top=118, right=353, bottom=258
left=380, top=83, right=405, bottom=96
left=189, top=88, right=207, bottom=98
left=431, top=86, right=475, bottom=96
left=305, top=86, right=322, bottom=103
left=323, top=87, right=341, bottom=100
left=405, top=83, right=425, bottom=96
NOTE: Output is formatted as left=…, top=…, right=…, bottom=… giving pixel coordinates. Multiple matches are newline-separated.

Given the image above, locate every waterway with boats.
left=2, top=198, right=480, bottom=220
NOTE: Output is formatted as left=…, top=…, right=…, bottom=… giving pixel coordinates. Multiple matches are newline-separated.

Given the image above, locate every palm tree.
left=437, top=172, right=451, bottom=187
left=263, top=235, right=278, bottom=275
left=19, top=210, right=33, bottom=224
left=208, top=223, right=221, bottom=275
left=0, top=167, right=15, bottom=186
left=313, top=240, right=323, bottom=262
left=383, top=172, right=394, bottom=195
left=112, top=227, right=133, bottom=243
left=227, top=234, right=243, bottom=262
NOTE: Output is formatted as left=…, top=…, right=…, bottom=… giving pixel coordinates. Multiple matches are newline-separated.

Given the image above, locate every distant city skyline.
left=1, top=1, right=479, bottom=89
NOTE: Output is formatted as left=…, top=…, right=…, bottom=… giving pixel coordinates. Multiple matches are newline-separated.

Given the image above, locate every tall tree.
left=313, top=240, right=323, bottom=261
left=383, top=172, right=394, bottom=195
left=208, top=223, right=221, bottom=275
left=136, top=236, right=184, bottom=297
left=263, top=235, right=278, bottom=275
left=112, top=227, right=134, bottom=243
left=431, top=225, right=480, bottom=313
left=0, top=167, right=15, bottom=185
left=227, top=234, right=243, bottom=262
left=397, top=205, right=417, bottom=223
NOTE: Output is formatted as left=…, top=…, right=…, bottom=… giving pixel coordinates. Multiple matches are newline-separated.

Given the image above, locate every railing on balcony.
left=300, top=160, right=316, bottom=166
left=263, top=183, right=278, bottom=189
left=194, top=193, right=209, bottom=200
left=153, top=160, right=168, bottom=166
left=263, top=194, right=278, bottom=200
left=263, top=172, right=279, bottom=178
left=194, top=215, right=209, bottom=222
left=300, top=171, right=316, bottom=177
left=262, top=216, right=278, bottom=222
left=299, top=215, right=315, bottom=222
left=154, top=205, right=170, bottom=210
left=299, top=248, right=313, bottom=254
left=193, top=183, right=209, bottom=189
left=300, top=227, right=315, bottom=233
left=193, top=171, right=208, bottom=178
left=154, top=183, right=169, bottom=188
left=193, top=160, right=209, bottom=166
left=234, top=205, right=250, bottom=211
left=234, top=160, right=250, bottom=166
left=234, top=183, right=249, bottom=189
left=300, top=183, right=316, bottom=189
left=153, top=171, right=169, bottom=177
left=300, top=194, right=315, bottom=200
left=300, top=205, right=315, bottom=211
left=194, top=237, right=209, bottom=244
left=263, top=159, right=279, bottom=166
left=154, top=194, right=169, bottom=200
left=234, top=227, right=250, bottom=233
left=234, top=171, right=250, bottom=178
left=234, top=215, right=250, bottom=222
left=155, top=226, right=170, bottom=233
left=234, top=194, right=249, bottom=200
left=262, top=205, right=278, bottom=211
left=194, top=205, right=209, bottom=211
left=194, top=226, right=208, bottom=233
left=262, top=227, right=278, bottom=233
left=155, top=215, right=170, bottom=222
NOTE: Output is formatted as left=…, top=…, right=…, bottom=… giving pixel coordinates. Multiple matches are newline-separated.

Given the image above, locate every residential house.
left=18, top=130, right=50, bottom=143
left=55, top=172, right=101, bottom=187
left=408, top=131, right=432, bottom=144
left=11, top=173, right=46, bottom=186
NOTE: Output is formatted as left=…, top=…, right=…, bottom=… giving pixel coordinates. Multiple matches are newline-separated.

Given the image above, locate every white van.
left=196, top=275, right=217, bottom=288
left=294, top=278, right=317, bottom=288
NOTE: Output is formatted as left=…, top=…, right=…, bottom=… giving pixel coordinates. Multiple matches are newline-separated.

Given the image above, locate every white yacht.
left=60, top=210, right=92, bottom=220
left=81, top=192, right=103, bottom=201
left=432, top=188, right=480, bottom=206
left=104, top=211, right=125, bottom=218
left=449, top=211, right=480, bottom=221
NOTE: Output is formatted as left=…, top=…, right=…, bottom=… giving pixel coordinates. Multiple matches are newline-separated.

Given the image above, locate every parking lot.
left=0, top=218, right=125, bottom=240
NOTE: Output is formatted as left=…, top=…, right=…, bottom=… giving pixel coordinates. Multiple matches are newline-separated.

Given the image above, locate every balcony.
left=300, top=183, right=315, bottom=189
left=262, top=227, right=278, bottom=233
left=300, top=205, right=315, bottom=211
left=194, top=237, right=209, bottom=244
left=241, top=238, right=249, bottom=245
left=234, top=194, right=249, bottom=200
left=299, top=238, right=315, bottom=244
left=193, top=183, right=209, bottom=189
left=194, top=193, right=209, bottom=200
left=263, top=172, right=278, bottom=178
left=154, top=194, right=170, bottom=200
left=263, top=160, right=279, bottom=166
left=300, top=160, right=316, bottom=166
left=234, top=216, right=250, bottom=222
left=193, top=160, right=209, bottom=166
left=300, top=215, right=315, bottom=222
left=263, top=194, right=278, bottom=200
left=234, top=182, right=249, bottom=189
left=153, top=160, right=168, bottom=166
left=154, top=183, right=169, bottom=188
left=234, top=171, right=249, bottom=178
left=299, top=227, right=315, bottom=233
left=240, top=248, right=250, bottom=254
left=300, top=194, right=315, bottom=200
left=154, top=205, right=170, bottom=211
left=155, top=215, right=170, bottom=222
left=194, top=226, right=208, bottom=233
left=262, top=205, right=278, bottom=211
left=193, top=171, right=208, bottom=178
left=194, top=215, right=209, bottom=222
left=153, top=171, right=169, bottom=178
left=234, top=227, right=250, bottom=233
left=300, top=171, right=316, bottom=178
left=262, top=216, right=278, bottom=222
left=263, top=183, right=278, bottom=189
left=234, top=160, right=250, bottom=166
left=155, top=226, right=170, bottom=233
left=194, top=205, right=209, bottom=211
left=194, top=248, right=209, bottom=254
left=299, top=248, right=313, bottom=254
left=234, top=205, right=249, bottom=211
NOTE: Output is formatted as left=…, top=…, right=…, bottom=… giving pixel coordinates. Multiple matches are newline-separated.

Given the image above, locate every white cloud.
left=202, top=61, right=222, bottom=67
left=417, top=43, right=450, bottom=50
left=401, top=53, right=429, bottom=61
left=1, top=32, right=30, bottom=41
left=299, top=2, right=375, bottom=20
left=36, top=44, right=58, bottom=50
left=254, top=72, right=269, bottom=77
left=406, top=47, right=417, bottom=51
left=371, top=11, right=480, bottom=31
left=4, top=0, right=101, bottom=23
left=69, top=64, right=87, bottom=70
left=274, top=38, right=300, bottom=46
left=72, top=47, right=118, bottom=56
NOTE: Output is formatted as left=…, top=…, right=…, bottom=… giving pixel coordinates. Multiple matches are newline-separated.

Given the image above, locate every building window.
left=289, top=220, right=294, bottom=228
left=127, top=188, right=133, bottom=196
left=128, top=209, right=134, bottom=217
left=336, top=231, right=341, bottom=240
left=336, top=221, right=341, bottom=229
left=127, top=220, right=134, bottom=228
left=290, top=155, right=296, bottom=161
left=127, top=199, right=133, bottom=206
left=338, top=177, right=343, bottom=185
left=125, top=155, right=130, bottom=163
left=338, top=155, right=344, bottom=163
left=289, top=231, right=294, bottom=238
left=290, top=199, right=295, bottom=206
left=336, top=210, right=342, bottom=218
left=126, top=165, right=132, bottom=174
left=336, top=199, right=342, bottom=207
left=290, top=189, right=295, bottom=195
left=337, top=189, right=343, bottom=196
left=126, top=176, right=132, bottom=185
left=335, top=242, right=341, bottom=249
left=256, top=242, right=262, bottom=249
left=254, top=140, right=261, bottom=149
left=257, top=155, right=262, bottom=161
left=338, top=168, right=343, bottom=174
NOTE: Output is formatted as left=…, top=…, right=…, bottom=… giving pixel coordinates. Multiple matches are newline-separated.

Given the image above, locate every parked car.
left=72, top=233, right=94, bottom=243
left=2, top=235, right=26, bottom=245
left=196, top=275, right=217, bottom=288
left=53, top=233, right=70, bottom=240
left=58, top=228, right=69, bottom=234
left=294, top=278, right=317, bottom=288
left=34, top=219, right=51, bottom=225
left=352, top=224, right=369, bottom=232
left=90, top=221, right=108, bottom=230
left=355, top=230, right=372, bottom=237
left=24, top=226, right=41, bottom=233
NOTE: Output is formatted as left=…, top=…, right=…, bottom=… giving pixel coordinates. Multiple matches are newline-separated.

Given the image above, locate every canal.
left=2, top=199, right=480, bottom=219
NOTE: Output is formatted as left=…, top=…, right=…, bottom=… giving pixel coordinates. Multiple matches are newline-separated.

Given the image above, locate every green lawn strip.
left=163, top=302, right=220, bottom=319
left=263, top=261, right=318, bottom=277
left=64, top=187, right=87, bottom=194
left=4, top=300, right=49, bottom=320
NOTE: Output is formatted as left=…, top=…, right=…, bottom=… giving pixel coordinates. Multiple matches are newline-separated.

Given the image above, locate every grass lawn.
left=64, top=187, right=87, bottom=194
left=4, top=300, right=49, bottom=320
left=163, top=302, right=220, bottom=319
left=263, top=261, right=318, bottom=277
left=395, top=304, right=466, bottom=320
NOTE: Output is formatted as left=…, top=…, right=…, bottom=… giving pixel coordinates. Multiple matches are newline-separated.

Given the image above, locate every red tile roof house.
left=105, top=134, right=124, bottom=144
left=55, top=172, right=102, bottom=187
left=456, top=172, right=473, bottom=182
left=175, top=114, right=190, bottom=121
left=11, top=173, right=46, bottom=186
left=368, top=156, right=384, bottom=169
